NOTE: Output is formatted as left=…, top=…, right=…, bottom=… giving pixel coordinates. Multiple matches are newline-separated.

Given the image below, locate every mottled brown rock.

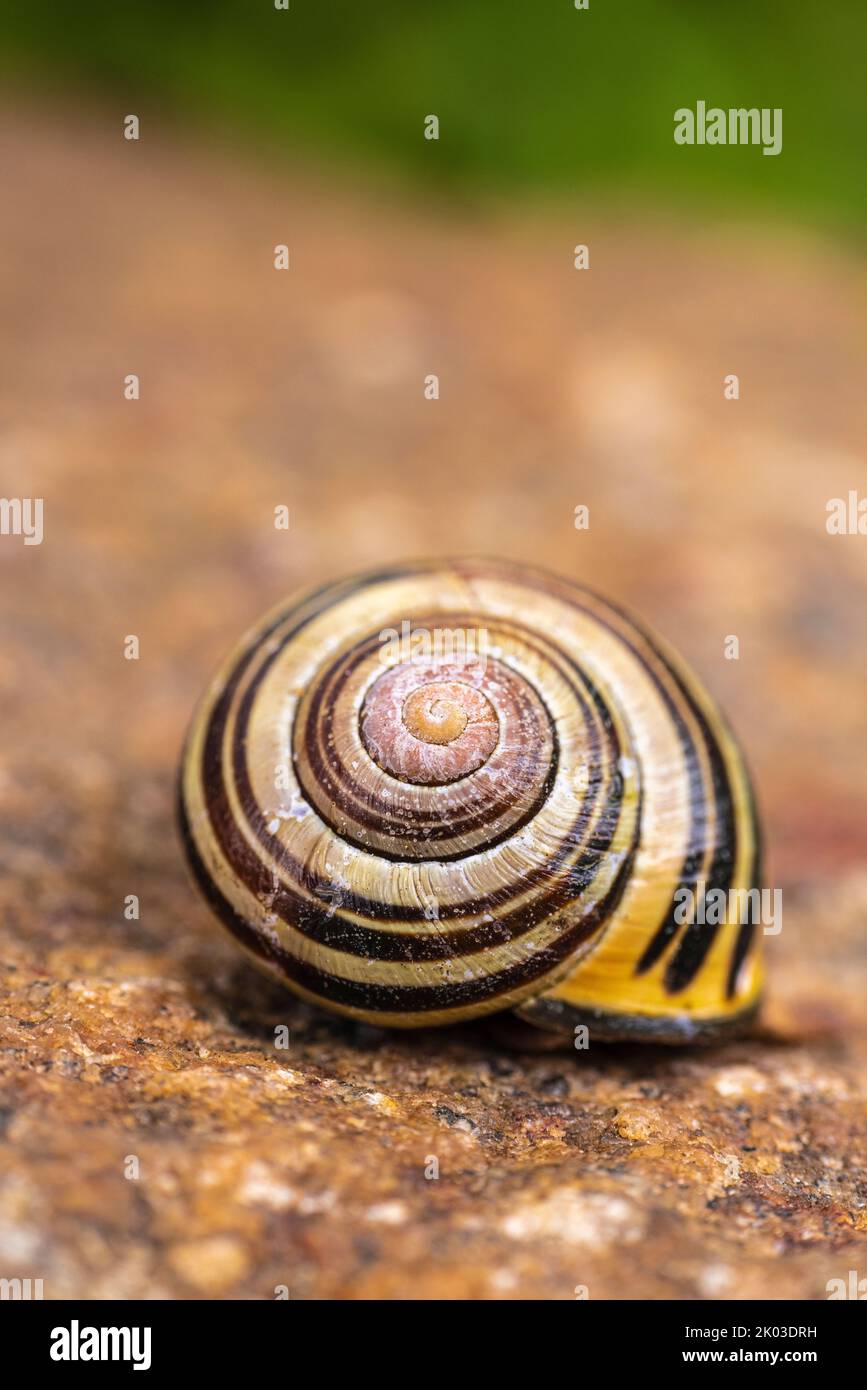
left=0, top=107, right=866, bottom=1300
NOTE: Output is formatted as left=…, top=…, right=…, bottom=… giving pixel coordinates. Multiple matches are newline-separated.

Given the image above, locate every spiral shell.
left=178, top=561, right=763, bottom=1040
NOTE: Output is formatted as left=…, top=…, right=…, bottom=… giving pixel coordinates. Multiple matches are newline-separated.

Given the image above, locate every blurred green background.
left=0, top=0, right=863, bottom=233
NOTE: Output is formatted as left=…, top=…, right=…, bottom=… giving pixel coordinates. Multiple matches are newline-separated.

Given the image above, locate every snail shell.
left=178, top=561, right=763, bottom=1041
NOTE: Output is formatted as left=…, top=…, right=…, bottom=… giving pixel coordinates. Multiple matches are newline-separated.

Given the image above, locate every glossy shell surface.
left=178, top=561, right=763, bottom=1037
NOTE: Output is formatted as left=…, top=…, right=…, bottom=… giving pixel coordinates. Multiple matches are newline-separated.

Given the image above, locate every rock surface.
left=1, top=108, right=866, bottom=1299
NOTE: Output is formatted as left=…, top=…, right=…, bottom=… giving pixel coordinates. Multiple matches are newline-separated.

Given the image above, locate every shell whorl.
left=179, top=561, right=763, bottom=1036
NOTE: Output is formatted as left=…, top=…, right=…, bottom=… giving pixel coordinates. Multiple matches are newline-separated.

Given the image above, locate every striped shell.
left=178, top=561, right=763, bottom=1041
